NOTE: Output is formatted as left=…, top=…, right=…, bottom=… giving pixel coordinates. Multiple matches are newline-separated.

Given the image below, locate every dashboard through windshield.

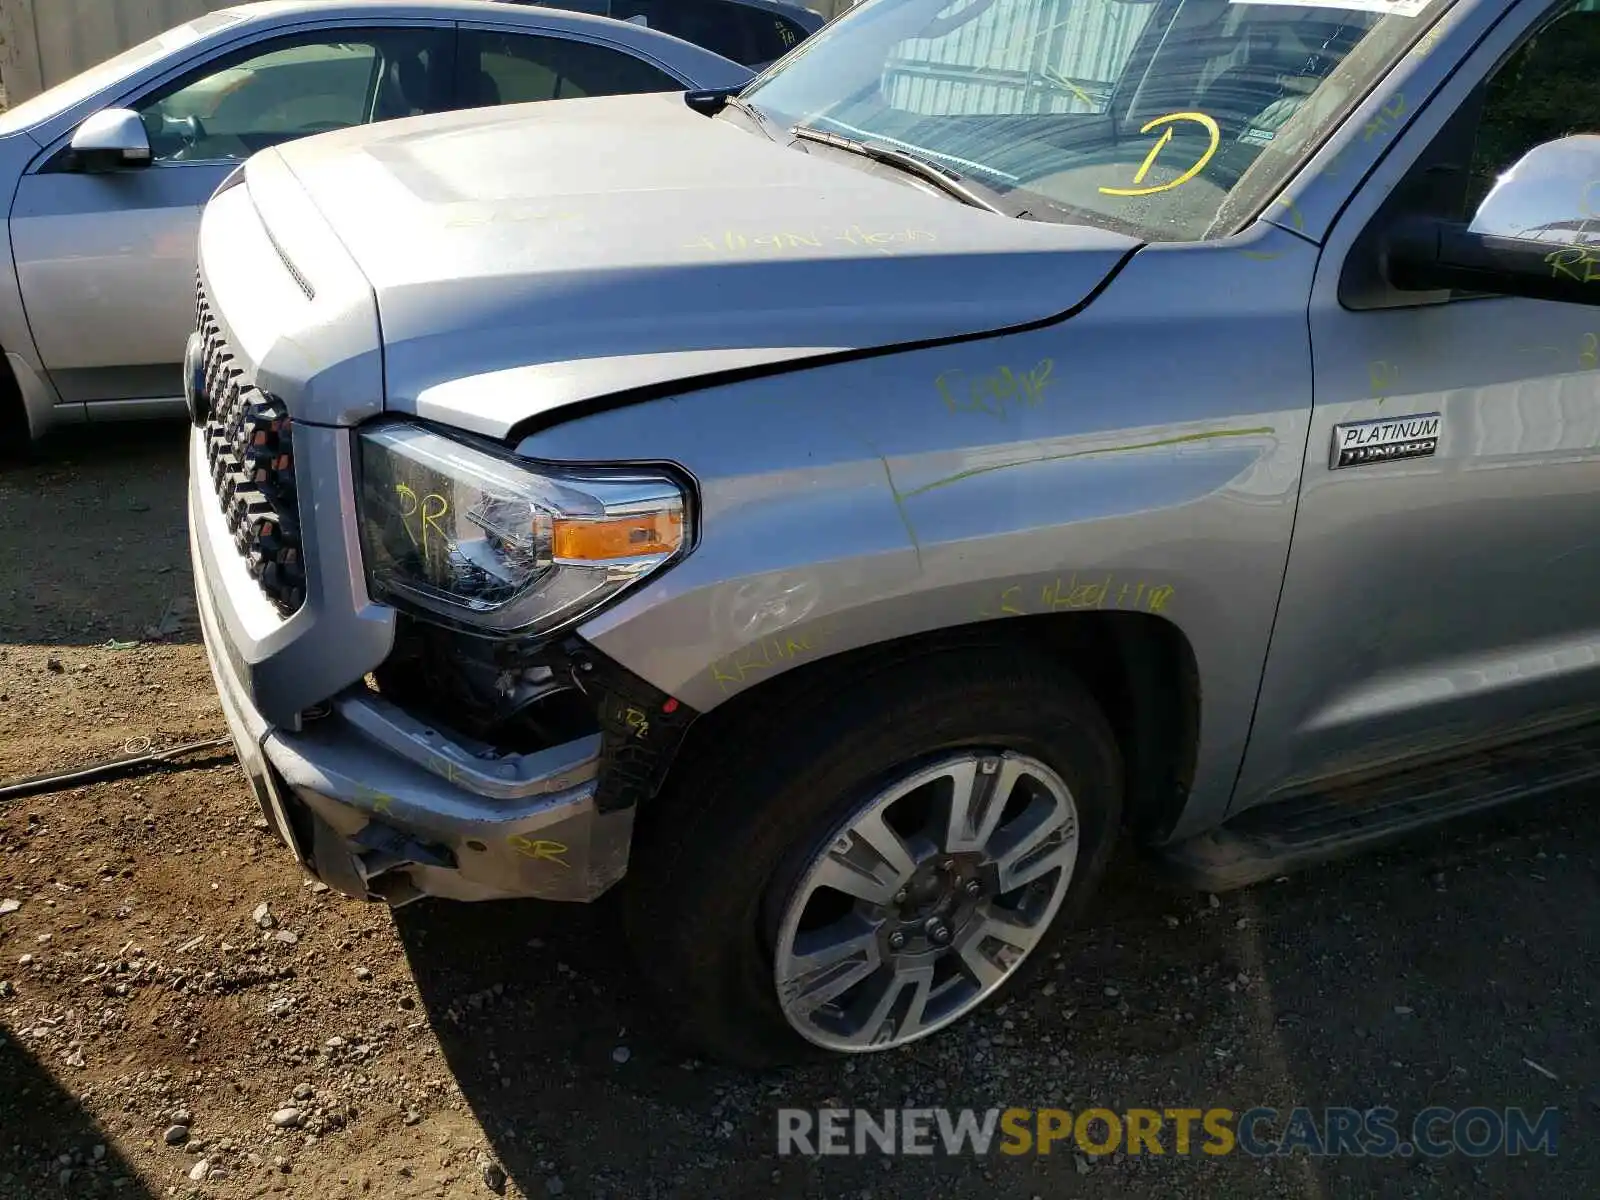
left=741, top=0, right=1449, bottom=239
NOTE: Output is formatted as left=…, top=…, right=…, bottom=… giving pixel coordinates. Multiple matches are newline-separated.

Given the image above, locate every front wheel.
left=623, top=643, right=1123, bottom=1067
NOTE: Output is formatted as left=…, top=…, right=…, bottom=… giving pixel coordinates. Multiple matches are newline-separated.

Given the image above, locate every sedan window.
left=0, top=11, right=243, bottom=135
left=136, top=28, right=452, bottom=164
left=611, top=0, right=773, bottom=65
left=457, top=31, right=683, bottom=106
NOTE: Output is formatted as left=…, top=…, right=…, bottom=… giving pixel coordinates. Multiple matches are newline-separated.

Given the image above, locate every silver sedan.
left=0, top=0, right=751, bottom=444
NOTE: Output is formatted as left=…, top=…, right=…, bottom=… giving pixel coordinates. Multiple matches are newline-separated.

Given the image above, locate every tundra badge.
left=1330, top=413, right=1440, bottom=470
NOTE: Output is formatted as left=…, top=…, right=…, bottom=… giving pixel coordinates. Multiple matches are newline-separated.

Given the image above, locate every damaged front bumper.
left=190, top=434, right=688, bottom=907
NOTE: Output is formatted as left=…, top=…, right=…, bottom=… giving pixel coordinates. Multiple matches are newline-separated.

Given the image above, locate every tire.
left=0, top=375, right=33, bottom=465
left=622, top=641, right=1123, bottom=1068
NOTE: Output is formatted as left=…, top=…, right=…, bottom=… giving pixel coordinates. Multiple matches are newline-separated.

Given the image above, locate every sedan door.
left=10, top=23, right=454, bottom=419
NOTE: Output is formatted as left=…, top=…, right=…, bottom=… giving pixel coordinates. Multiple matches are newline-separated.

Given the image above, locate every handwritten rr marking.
left=508, top=837, right=571, bottom=868
left=395, top=484, right=420, bottom=549
left=395, top=485, right=452, bottom=558
left=709, top=632, right=821, bottom=693
left=1099, top=112, right=1220, bottom=198
left=421, top=494, right=449, bottom=557
left=1547, top=246, right=1600, bottom=283
left=623, top=707, right=650, bottom=738
left=937, top=359, right=1054, bottom=416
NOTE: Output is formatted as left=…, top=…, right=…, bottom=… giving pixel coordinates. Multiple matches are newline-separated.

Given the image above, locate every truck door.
left=1235, top=0, right=1600, bottom=807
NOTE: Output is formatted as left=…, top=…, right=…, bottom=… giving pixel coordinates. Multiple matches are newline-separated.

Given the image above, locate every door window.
left=136, top=28, right=452, bottom=164
left=608, top=0, right=781, bottom=66
left=458, top=31, right=682, bottom=106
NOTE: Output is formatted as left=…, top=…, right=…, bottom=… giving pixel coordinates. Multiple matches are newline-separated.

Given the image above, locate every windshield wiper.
left=790, top=124, right=1012, bottom=216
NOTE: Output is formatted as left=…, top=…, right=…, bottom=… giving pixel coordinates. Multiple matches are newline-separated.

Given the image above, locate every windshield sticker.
left=1099, top=112, right=1220, bottom=198
left=1230, top=0, right=1431, bottom=16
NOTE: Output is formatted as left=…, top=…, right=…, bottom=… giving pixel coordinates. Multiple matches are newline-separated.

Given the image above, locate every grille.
left=196, top=278, right=305, bottom=616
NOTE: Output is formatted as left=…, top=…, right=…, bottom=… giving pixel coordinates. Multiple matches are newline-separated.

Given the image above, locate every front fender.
left=531, top=233, right=1317, bottom=835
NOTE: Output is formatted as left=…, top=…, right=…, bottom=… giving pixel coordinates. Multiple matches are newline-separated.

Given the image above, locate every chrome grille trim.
left=196, top=275, right=306, bottom=616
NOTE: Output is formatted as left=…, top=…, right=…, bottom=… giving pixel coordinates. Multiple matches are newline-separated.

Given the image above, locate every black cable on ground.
left=0, top=737, right=236, bottom=802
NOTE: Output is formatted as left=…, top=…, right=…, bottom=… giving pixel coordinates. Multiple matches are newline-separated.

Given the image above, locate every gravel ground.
left=1, top=427, right=1595, bottom=1200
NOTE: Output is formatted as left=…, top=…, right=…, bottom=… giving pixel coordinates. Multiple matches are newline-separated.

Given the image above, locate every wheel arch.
left=657, top=612, right=1201, bottom=845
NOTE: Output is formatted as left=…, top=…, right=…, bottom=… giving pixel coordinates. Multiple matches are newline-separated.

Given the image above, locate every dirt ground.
left=1, top=426, right=1596, bottom=1200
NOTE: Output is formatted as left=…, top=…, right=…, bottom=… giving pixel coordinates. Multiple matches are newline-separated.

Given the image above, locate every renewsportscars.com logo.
left=777, top=1106, right=1560, bottom=1159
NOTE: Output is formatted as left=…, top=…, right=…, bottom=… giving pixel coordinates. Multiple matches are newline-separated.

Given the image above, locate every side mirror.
left=68, top=109, right=152, bottom=173
left=1384, top=135, right=1600, bottom=304
left=684, top=86, right=742, bottom=115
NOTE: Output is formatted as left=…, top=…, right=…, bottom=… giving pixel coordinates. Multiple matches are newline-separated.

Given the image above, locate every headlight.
left=357, top=423, right=688, bottom=635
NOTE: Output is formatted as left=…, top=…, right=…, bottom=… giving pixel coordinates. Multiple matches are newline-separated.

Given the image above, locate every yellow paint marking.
left=508, top=837, right=571, bottom=868
left=902, top=426, right=1275, bottom=499
left=1099, top=113, right=1220, bottom=198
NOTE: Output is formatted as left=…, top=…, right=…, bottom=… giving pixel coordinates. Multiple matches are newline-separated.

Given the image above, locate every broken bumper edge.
left=194, top=517, right=630, bottom=907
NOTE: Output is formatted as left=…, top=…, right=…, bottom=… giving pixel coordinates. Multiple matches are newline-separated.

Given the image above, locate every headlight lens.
left=357, top=423, right=687, bottom=635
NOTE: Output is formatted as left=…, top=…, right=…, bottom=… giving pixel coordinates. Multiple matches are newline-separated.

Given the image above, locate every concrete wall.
left=0, top=0, right=228, bottom=104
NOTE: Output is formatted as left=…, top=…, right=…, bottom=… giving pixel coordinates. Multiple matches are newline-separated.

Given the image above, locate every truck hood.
left=255, top=91, right=1139, bottom=438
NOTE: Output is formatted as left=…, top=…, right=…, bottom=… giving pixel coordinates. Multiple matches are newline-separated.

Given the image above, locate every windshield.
left=741, top=0, right=1446, bottom=239
left=0, top=11, right=244, bottom=136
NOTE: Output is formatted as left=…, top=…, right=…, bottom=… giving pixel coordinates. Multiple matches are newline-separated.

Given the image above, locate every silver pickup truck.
left=189, top=0, right=1600, bottom=1066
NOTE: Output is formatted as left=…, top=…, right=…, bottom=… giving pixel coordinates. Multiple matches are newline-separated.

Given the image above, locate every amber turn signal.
left=553, top=510, right=685, bottom=561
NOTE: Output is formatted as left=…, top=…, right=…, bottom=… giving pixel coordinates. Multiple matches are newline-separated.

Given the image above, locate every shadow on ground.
left=0, top=1037, right=155, bottom=1200
left=393, top=792, right=1597, bottom=1199
left=0, top=423, right=195, bottom=647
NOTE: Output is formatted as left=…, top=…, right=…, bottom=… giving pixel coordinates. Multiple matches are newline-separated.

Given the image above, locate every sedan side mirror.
left=1384, top=135, right=1600, bottom=304
left=69, top=109, right=153, bottom=172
